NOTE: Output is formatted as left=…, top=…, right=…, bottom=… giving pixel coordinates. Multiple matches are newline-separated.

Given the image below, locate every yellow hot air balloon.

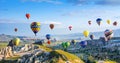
left=83, top=30, right=89, bottom=37
left=30, top=22, right=41, bottom=36
left=13, top=38, right=20, bottom=46
left=107, top=20, right=111, bottom=24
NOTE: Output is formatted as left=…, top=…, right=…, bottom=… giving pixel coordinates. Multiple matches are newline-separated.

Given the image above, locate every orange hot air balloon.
left=47, top=40, right=51, bottom=44
left=69, top=26, right=72, bottom=31
left=113, top=21, right=117, bottom=26
left=14, top=28, right=18, bottom=32
left=88, top=21, right=91, bottom=25
left=26, top=13, right=30, bottom=19
left=50, top=24, right=54, bottom=30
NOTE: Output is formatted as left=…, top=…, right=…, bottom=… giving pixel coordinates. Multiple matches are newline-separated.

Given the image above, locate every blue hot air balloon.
left=79, top=41, right=87, bottom=48
left=46, top=34, right=51, bottom=40
left=96, top=18, right=102, bottom=26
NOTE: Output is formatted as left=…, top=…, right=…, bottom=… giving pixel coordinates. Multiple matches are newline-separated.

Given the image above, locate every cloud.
left=41, top=21, right=62, bottom=25
left=0, top=19, right=28, bottom=23
left=67, top=0, right=120, bottom=6
left=22, top=0, right=62, bottom=4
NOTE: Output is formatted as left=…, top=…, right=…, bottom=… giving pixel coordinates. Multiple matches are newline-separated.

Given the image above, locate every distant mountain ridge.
left=0, top=29, right=120, bottom=41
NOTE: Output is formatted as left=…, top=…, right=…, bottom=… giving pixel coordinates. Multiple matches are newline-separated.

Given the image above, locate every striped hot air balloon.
left=30, top=22, right=40, bottom=36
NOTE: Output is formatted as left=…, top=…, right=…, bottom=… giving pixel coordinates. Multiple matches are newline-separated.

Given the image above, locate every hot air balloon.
left=71, top=39, right=76, bottom=45
left=104, top=29, right=113, bottom=41
left=65, top=42, right=70, bottom=48
left=47, top=40, right=51, bottom=44
left=107, top=20, right=111, bottom=24
left=13, top=38, right=20, bottom=46
left=62, top=42, right=66, bottom=48
left=90, top=34, right=94, bottom=40
left=79, top=41, right=87, bottom=48
left=30, top=22, right=40, bottom=36
left=96, top=18, right=102, bottom=26
left=26, top=13, right=30, bottom=19
left=69, top=26, right=72, bottom=31
left=88, top=21, right=91, bottom=25
left=83, top=30, right=89, bottom=37
left=14, top=28, right=18, bottom=32
left=113, top=21, right=117, bottom=26
left=46, top=34, right=51, bottom=40
left=49, top=24, right=54, bottom=30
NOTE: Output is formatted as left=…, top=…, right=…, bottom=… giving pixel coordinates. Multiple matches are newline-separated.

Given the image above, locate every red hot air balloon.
left=26, top=13, right=30, bottom=19
left=47, top=40, right=51, bottom=44
left=88, top=21, right=91, bottom=25
left=49, top=24, right=54, bottom=30
left=69, top=26, right=72, bottom=31
left=113, top=21, right=117, bottom=26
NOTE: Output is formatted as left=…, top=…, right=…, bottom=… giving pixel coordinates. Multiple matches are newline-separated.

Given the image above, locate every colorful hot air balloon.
left=96, top=18, right=102, bottom=26
left=88, top=21, right=91, bottom=25
left=26, top=13, right=30, bottom=19
left=90, top=34, right=94, bottom=40
left=14, top=28, right=18, bottom=32
left=107, top=20, right=111, bottom=24
left=71, top=39, right=76, bottom=45
left=62, top=42, right=66, bottom=48
left=65, top=42, right=70, bottom=48
left=47, top=40, right=51, bottom=44
left=83, top=30, right=89, bottom=37
left=30, top=22, right=40, bottom=36
left=113, top=21, right=117, bottom=26
left=69, top=26, right=72, bottom=31
left=46, top=34, right=51, bottom=40
left=79, top=41, right=87, bottom=48
left=13, top=38, right=20, bottom=46
left=49, top=24, right=54, bottom=30
left=104, top=29, right=113, bottom=41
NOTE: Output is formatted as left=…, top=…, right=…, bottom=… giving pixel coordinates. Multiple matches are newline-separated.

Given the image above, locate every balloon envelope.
left=96, top=18, right=102, bottom=26
left=69, top=26, right=72, bottom=31
left=46, top=34, right=51, bottom=40
left=62, top=42, right=66, bottom=48
left=88, top=21, right=91, bottom=25
left=104, top=29, right=113, bottom=41
left=107, top=20, right=111, bottom=24
left=65, top=42, right=70, bottom=47
left=26, top=13, right=30, bottom=19
left=90, top=34, right=94, bottom=40
left=83, top=30, right=89, bottom=37
left=50, top=24, right=54, bottom=30
left=47, top=40, right=51, bottom=44
left=13, top=38, right=20, bottom=46
left=79, top=41, right=87, bottom=48
left=14, top=28, right=18, bottom=32
left=30, top=22, right=40, bottom=36
left=71, top=39, right=76, bottom=45
left=113, top=21, right=117, bottom=26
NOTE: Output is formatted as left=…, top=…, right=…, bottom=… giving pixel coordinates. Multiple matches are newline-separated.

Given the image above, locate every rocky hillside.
left=0, top=44, right=84, bottom=63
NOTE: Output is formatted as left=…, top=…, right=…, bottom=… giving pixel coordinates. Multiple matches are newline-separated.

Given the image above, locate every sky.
left=0, top=0, right=120, bottom=37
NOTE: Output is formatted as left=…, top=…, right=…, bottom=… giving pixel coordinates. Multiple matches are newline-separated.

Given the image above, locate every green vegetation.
left=55, top=50, right=84, bottom=63
left=35, top=44, right=52, bottom=52
left=0, top=42, right=8, bottom=48
left=6, top=55, right=21, bottom=60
